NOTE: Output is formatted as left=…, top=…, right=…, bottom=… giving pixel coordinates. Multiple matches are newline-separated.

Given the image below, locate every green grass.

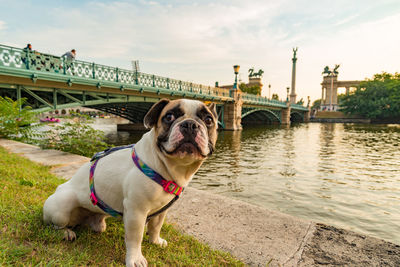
left=0, top=146, right=245, bottom=266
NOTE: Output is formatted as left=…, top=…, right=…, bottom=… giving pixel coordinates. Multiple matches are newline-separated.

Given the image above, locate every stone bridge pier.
left=280, top=103, right=291, bottom=125
left=223, top=88, right=243, bottom=130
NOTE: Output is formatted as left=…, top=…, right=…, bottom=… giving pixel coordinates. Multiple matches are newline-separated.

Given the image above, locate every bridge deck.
left=0, top=43, right=308, bottom=112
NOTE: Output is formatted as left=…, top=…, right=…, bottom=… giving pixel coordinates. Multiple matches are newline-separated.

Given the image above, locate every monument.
left=320, top=65, right=360, bottom=111
left=290, top=47, right=298, bottom=104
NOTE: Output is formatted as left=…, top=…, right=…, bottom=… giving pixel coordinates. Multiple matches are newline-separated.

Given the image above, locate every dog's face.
left=144, top=99, right=218, bottom=162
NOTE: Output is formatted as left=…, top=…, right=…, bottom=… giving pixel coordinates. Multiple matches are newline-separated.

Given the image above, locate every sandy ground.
left=1, top=139, right=399, bottom=266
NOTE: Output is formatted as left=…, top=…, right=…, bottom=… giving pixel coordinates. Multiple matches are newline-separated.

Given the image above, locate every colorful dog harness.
left=89, top=144, right=184, bottom=219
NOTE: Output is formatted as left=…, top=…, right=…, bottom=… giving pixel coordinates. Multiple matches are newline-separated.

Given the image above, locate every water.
left=103, top=123, right=400, bottom=245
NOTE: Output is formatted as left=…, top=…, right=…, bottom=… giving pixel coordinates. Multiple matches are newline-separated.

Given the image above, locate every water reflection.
left=104, top=123, right=400, bottom=245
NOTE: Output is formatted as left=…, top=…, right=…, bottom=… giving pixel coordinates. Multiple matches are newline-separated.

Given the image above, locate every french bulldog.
left=43, top=98, right=218, bottom=266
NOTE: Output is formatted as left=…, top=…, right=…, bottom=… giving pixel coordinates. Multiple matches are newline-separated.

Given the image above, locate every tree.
left=271, top=93, right=279, bottom=100
left=340, top=72, right=400, bottom=119
left=311, top=99, right=321, bottom=110
left=239, top=83, right=261, bottom=95
left=0, top=97, right=40, bottom=141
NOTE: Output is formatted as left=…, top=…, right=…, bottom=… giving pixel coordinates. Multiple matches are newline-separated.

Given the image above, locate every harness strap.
left=131, top=147, right=184, bottom=196
left=89, top=144, right=184, bottom=219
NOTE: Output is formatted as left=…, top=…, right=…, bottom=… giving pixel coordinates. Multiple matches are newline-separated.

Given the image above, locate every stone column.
left=304, top=107, right=311, bottom=123
left=223, top=88, right=243, bottom=130
left=290, top=48, right=298, bottom=104
left=281, top=102, right=291, bottom=125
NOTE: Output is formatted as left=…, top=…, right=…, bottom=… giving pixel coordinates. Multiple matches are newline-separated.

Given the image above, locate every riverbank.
left=1, top=139, right=399, bottom=266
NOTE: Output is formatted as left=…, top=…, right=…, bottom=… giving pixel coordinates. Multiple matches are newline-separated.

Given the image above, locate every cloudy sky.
left=1, top=0, right=399, bottom=102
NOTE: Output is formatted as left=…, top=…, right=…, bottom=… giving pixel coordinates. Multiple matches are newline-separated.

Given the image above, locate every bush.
left=0, top=97, right=41, bottom=141
left=40, top=114, right=109, bottom=157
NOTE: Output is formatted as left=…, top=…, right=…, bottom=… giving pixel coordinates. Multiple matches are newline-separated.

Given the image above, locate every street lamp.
left=231, top=65, right=240, bottom=97
left=233, top=65, right=240, bottom=89
left=286, top=87, right=290, bottom=102
left=268, top=84, right=271, bottom=99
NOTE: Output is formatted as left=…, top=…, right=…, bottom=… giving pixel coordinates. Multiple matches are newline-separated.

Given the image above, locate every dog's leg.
left=147, top=211, right=168, bottom=247
left=123, top=209, right=148, bottom=267
left=43, top=188, right=80, bottom=241
left=86, top=213, right=107, bottom=233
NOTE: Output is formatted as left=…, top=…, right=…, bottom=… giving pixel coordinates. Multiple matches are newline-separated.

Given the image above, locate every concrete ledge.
left=1, top=139, right=399, bottom=266
left=310, top=118, right=370, bottom=123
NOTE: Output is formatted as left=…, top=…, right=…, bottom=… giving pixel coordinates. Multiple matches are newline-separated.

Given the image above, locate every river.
left=99, top=121, right=400, bottom=245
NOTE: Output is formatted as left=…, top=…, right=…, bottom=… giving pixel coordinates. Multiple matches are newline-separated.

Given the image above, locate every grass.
left=0, top=146, right=245, bottom=266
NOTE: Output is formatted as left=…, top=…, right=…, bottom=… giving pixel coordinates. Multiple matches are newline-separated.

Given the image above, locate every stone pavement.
left=1, top=139, right=399, bottom=266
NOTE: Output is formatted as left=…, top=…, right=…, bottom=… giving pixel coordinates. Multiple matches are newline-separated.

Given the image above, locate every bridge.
left=0, top=44, right=310, bottom=130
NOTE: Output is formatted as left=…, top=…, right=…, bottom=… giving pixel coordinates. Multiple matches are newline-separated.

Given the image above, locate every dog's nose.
left=180, top=120, right=199, bottom=136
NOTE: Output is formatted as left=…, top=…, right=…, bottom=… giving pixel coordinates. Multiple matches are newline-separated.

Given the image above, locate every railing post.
left=92, top=63, right=95, bottom=79
left=62, top=58, right=66, bottom=74
left=116, top=67, right=119, bottom=82
left=167, top=78, right=169, bottom=89
left=190, top=83, right=193, bottom=92
left=152, top=75, right=155, bottom=87
left=179, top=81, right=182, bottom=91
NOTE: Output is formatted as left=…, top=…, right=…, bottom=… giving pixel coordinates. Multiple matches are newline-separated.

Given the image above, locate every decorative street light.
left=231, top=65, right=240, bottom=97
left=268, top=84, right=271, bottom=99
left=286, top=87, right=290, bottom=102
left=233, top=65, right=240, bottom=89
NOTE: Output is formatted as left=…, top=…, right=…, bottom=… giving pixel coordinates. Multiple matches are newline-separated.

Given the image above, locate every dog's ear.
left=144, top=99, right=170, bottom=129
left=207, top=103, right=218, bottom=119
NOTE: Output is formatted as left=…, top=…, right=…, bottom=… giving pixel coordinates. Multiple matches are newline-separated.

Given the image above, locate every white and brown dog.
left=43, top=98, right=218, bottom=266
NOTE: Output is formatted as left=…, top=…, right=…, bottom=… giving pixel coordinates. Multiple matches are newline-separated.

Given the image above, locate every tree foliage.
left=0, top=97, right=41, bottom=141
left=40, top=114, right=109, bottom=157
left=311, top=99, right=321, bottom=110
left=340, top=72, right=400, bottom=119
left=239, top=83, right=261, bottom=95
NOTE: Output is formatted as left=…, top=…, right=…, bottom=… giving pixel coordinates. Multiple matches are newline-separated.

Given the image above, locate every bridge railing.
left=0, top=44, right=230, bottom=98
left=241, top=92, right=287, bottom=107
left=289, top=103, right=309, bottom=111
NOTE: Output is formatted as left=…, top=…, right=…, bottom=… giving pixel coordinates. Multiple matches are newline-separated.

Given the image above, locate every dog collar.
left=131, top=147, right=184, bottom=196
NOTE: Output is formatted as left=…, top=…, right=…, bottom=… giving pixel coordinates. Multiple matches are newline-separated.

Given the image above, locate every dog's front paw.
left=63, top=228, right=76, bottom=241
left=150, top=237, right=168, bottom=247
left=126, top=253, right=147, bottom=267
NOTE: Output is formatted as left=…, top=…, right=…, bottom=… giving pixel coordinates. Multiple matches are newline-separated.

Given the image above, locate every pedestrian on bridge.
left=61, top=49, right=76, bottom=75
left=21, top=43, right=32, bottom=66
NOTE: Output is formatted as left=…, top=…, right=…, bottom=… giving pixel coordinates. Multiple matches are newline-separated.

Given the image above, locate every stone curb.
left=1, top=139, right=399, bottom=266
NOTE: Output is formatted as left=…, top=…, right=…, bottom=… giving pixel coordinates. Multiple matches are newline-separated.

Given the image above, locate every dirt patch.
left=299, top=223, right=400, bottom=266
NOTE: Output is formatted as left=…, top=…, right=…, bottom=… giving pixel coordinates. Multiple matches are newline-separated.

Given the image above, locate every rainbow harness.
left=89, top=144, right=184, bottom=220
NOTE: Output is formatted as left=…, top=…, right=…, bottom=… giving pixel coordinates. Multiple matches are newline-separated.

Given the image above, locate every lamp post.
left=231, top=65, right=240, bottom=97
left=268, top=84, right=271, bottom=99
left=286, top=87, right=290, bottom=102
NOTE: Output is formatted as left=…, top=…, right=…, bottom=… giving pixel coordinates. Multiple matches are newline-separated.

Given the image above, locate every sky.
left=1, top=0, right=400, bottom=103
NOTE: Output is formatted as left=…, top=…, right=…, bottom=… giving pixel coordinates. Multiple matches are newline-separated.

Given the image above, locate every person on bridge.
left=61, top=49, right=76, bottom=75
left=21, top=43, right=33, bottom=66
left=23, top=43, right=32, bottom=52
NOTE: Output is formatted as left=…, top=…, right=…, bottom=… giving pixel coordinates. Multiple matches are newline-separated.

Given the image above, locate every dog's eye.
left=164, top=113, right=175, bottom=123
left=204, top=116, right=213, bottom=126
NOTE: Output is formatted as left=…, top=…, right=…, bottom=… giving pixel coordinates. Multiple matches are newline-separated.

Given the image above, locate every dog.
left=43, top=98, right=218, bottom=266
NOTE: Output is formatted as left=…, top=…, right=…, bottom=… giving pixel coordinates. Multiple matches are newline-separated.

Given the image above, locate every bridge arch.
left=241, top=108, right=281, bottom=125
left=290, top=111, right=304, bottom=123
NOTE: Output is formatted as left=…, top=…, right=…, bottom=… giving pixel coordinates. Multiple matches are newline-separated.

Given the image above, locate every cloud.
left=0, top=20, right=5, bottom=31
left=1, top=0, right=400, bottom=101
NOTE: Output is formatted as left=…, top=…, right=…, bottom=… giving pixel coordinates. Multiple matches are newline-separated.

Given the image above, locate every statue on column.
left=322, top=64, right=340, bottom=76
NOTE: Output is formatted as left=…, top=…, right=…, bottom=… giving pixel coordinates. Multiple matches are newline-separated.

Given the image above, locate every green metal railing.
left=0, top=43, right=308, bottom=111
left=241, top=92, right=287, bottom=108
